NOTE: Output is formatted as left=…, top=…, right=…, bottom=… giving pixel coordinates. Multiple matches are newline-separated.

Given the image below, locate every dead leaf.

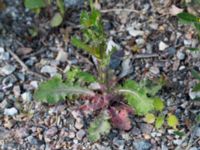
left=169, top=5, right=183, bottom=16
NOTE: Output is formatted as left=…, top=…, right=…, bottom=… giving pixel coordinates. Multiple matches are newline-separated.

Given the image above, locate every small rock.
left=119, top=57, right=133, bottom=78
left=88, top=82, right=101, bottom=90
left=140, top=123, right=153, bottom=134
left=194, top=127, right=200, bottom=137
left=56, top=49, right=68, bottom=63
left=0, top=52, right=10, bottom=60
left=30, top=81, right=38, bottom=89
left=41, top=65, right=57, bottom=77
left=159, top=41, right=168, bottom=51
left=16, top=128, right=29, bottom=138
left=113, top=138, right=125, bottom=150
left=0, top=65, right=16, bottom=75
left=0, top=92, right=4, bottom=102
left=136, top=38, right=145, bottom=47
left=165, top=47, right=176, bottom=58
left=132, top=127, right=141, bottom=136
left=189, top=88, right=200, bottom=100
left=21, top=92, right=32, bottom=101
left=75, top=120, right=84, bottom=130
left=127, top=28, right=144, bottom=37
left=45, top=127, right=58, bottom=137
left=76, top=129, right=86, bottom=140
left=2, top=75, right=17, bottom=89
left=68, top=131, right=75, bottom=139
left=189, top=147, right=198, bottom=150
left=149, top=66, right=160, bottom=75
left=109, top=50, right=124, bottom=69
left=176, top=51, right=185, bottom=60
left=27, top=135, right=38, bottom=145
left=133, top=140, right=152, bottom=150
left=71, top=110, right=82, bottom=120
left=0, top=47, right=4, bottom=53
left=13, top=85, right=21, bottom=98
left=4, top=107, right=18, bottom=116
left=64, top=0, right=83, bottom=7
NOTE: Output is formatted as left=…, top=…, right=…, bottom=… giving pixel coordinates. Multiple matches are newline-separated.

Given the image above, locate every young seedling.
left=34, top=0, right=179, bottom=141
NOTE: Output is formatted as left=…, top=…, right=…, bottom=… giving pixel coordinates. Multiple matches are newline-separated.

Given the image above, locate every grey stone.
left=194, top=127, right=200, bottom=137
left=75, top=119, right=84, bottom=130
left=159, top=41, right=168, bottom=51
left=119, top=57, right=133, bottom=78
left=113, top=138, right=125, bottom=150
left=41, top=65, right=57, bottom=77
left=177, top=51, right=185, bottom=60
left=2, top=75, right=17, bottom=89
left=45, top=127, right=58, bottom=137
left=76, top=129, right=86, bottom=140
left=149, top=66, right=160, bottom=75
left=16, top=72, right=25, bottom=81
left=13, top=85, right=21, bottom=98
left=27, top=135, right=38, bottom=145
left=64, top=0, right=84, bottom=7
left=189, top=88, right=200, bottom=100
left=140, top=123, right=153, bottom=134
left=0, top=92, right=4, bottom=102
left=21, top=92, right=32, bottom=101
left=0, top=65, right=16, bottom=75
left=0, top=52, right=10, bottom=60
left=4, top=107, right=18, bottom=116
left=133, top=140, right=152, bottom=150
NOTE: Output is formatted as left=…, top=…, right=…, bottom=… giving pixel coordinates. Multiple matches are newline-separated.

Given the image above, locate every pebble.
left=16, top=128, right=29, bottom=138
left=2, top=75, right=17, bottom=89
left=136, top=38, right=145, bottom=47
left=64, top=0, right=83, bottom=7
left=119, top=57, right=133, bottom=78
left=13, top=85, right=21, bottom=98
left=4, top=107, right=18, bottom=116
left=113, top=138, right=125, bottom=150
left=75, top=119, right=84, bottom=130
left=159, top=41, right=168, bottom=51
left=21, top=92, right=32, bottom=101
left=127, top=28, right=144, bottom=37
left=0, top=47, right=4, bottom=53
left=45, top=127, right=58, bottom=137
left=106, top=38, right=120, bottom=54
left=194, top=127, right=200, bottom=137
left=0, top=65, right=16, bottom=75
left=41, top=65, right=57, bottom=77
left=0, top=52, right=10, bottom=60
left=0, top=92, right=4, bottom=102
left=140, top=123, right=153, bottom=134
left=56, top=50, right=68, bottom=63
left=165, top=47, right=176, bottom=58
left=189, top=88, right=200, bottom=100
left=76, top=129, right=86, bottom=140
left=27, top=135, right=38, bottom=145
left=68, top=131, right=75, bottom=139
left=30, top=81, right=38, bottom=89
left=176, top=51, right=185, bottom=60
left=133, top=140, right=152, bottom=150
left=88, top=82, right=101, bottom=90
left=149, top=66, right=160, bottom=75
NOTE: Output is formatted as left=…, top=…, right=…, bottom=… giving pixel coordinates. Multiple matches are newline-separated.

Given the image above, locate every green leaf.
left=191, top=69, right=200, bottom=80
left=56, top=0, right=65, bottom=16
left=144, top=113, right=155, bottom=124
left=194, top=23, right=200, bottom=31
left=34, top=75, right=94, bottom=104
left=24, top=0, right=46, bottom=9
left=177, top=12, right=199, bottom=23
left=167, top=114, right=179, bottom=129
left=66, top=67, right=96, bottom=84
left=119, top=80, right=154, bottom=115
left=88, top=112, right=111, bottom=142
left=71, top=37, right=101, bottom=59
left=155, top=115, right=165, bottom=129
left=193, top=83, right=200, bottom=92
left=188, top=47, right=200, bottom=51
left=153, top=98, right=164, bottom=111
left=50, top=13, right=63, bottom=27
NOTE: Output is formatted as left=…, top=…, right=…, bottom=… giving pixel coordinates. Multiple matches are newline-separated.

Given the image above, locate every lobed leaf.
left=34, top=75, right=94, bottom=104
left=50, top=13, right=63, bottom=27
left=177, top=12, right=199, bottom=23
left=144, top=113, right=155, bottom=124
left=155, top=115, right=165, bottom=129
left=24, top=0, right=46, bottom=9
left=153, top=98, right=164, bottom=111
left=119, top=80, right=154, bottom=115
left=167, top=114, right=179, bottom=129
left=88, top=111, right=111, bottom=142
left=191, top=69, right=200, bottom=80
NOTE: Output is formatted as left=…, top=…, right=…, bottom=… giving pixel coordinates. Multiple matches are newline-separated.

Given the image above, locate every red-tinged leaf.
left=80, top=95, right=110, bottom=112
left=109, top=107, right=132, bottom=131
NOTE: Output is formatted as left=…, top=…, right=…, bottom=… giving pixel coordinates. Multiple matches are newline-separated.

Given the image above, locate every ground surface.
left=0, top=0, right=200, bottom=150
